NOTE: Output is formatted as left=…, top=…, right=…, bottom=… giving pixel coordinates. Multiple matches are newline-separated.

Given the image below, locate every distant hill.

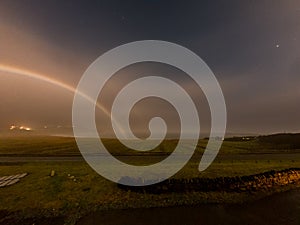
left=257, top=133, right=300, bottom=149
left=224, top=133, right=300, bottom=150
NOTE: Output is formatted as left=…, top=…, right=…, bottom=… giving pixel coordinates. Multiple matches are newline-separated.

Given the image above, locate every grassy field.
left=1, top=134, right=300, bottom=156
left=1, top=160, right=300, bottom=224
left=0, top=134, right=300, bottom=224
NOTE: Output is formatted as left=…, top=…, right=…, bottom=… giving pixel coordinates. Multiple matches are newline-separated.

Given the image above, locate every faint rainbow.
left=0, top=64, right=125, bottom=137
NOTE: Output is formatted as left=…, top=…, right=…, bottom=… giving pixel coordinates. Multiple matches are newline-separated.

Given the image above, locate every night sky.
left=0, top=0, right=299, bottom=136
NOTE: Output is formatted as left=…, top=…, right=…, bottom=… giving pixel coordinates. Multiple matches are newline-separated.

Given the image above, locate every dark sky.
left=0, top=0, right=299, bottom=136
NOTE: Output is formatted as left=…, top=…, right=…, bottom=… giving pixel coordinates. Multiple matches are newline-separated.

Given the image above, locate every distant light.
left=9, top=125, right=31, bottom=131
left=276, top=44, right=280, bottom=48
left=19, top=126, right=32, bottom=131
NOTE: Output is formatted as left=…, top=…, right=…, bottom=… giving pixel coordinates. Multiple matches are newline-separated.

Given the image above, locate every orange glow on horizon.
left=0, top=64, right=125, bottom=137
left=9, top=125, right=32, bottom=131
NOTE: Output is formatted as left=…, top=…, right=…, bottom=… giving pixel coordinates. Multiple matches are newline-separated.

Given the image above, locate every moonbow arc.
left=72, top=40, right=227, bottom=186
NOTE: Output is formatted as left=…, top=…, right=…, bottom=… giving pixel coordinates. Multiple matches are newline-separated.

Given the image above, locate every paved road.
left=0, top=156, right=84, bottom=162
left=0, top=153, right=300, bottom=162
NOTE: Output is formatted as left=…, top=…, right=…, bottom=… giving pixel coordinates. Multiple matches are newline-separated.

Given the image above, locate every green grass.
left=1, top=135, right=300, bottom=224
left=1, top=156, right=300, bottom=213
left=0, top=136, right=79, bottom=156
left=1, top=135, right=300, bottom=156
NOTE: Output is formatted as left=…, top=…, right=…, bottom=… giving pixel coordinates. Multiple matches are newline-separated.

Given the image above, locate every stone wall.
left=118, top=168, right=300, bottom=193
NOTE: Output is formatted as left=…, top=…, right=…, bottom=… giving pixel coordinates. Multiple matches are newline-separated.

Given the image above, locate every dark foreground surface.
left=77, top=188, right=300, bottom=225
left=1, top=184, right=300, bottom=225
